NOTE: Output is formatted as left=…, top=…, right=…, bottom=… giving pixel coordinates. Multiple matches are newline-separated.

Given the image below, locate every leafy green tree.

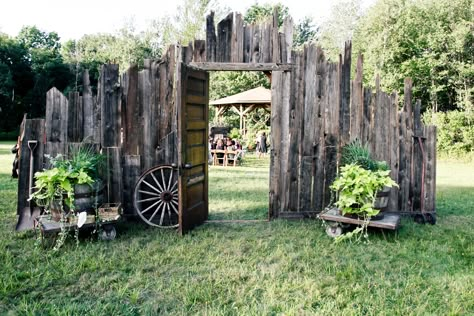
left=16, top=26, right=74, bottom=118
left=293, top=16, right=319, bottom=49
left=244, top=2, right=290, bottom=26
left=318, top=0, right=363, bottom=61
left=353, top=0, right=473, bottom=112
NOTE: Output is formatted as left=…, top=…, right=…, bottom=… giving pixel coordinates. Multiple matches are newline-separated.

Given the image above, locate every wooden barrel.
left=74, top=180, right=105, bottom=212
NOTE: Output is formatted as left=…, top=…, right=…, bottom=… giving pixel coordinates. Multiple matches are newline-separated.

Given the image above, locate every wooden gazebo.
left=209, top=86, right=271, bottom=134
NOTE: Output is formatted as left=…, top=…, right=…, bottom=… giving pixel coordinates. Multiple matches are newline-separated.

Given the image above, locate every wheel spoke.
left=159, top=202, right=166, bottom=226
left=170, top=202, right=179, bottom=214
left=141, top=199, right=161, bottom=214
left=139, top=189, right=160, bottom=196
left=161, top=169, right=167, bottom=192
left=166, top=203, right=171, bottom=220
left=167, top=170, right=173, bottom=191
left=149, top=201, right=164, bottom=222
left=143, top=180, right=161, bottom=194
left=170, top=181, right=178, bottom=193
left=150, top=172, right=165, bottom=193
left=171, top=199, right=178, bottom=206
left=137, top=196, right=160, bottom=203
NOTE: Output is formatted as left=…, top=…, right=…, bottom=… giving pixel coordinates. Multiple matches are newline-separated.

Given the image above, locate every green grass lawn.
left=0, top=141, right=473, bottom=315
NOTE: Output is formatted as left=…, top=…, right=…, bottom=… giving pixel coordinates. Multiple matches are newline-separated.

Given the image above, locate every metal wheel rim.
left=133, top=165, right=179, bottom=228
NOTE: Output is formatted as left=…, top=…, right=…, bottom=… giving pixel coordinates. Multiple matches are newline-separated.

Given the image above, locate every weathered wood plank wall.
left=19, top=10, right=436, bottom=220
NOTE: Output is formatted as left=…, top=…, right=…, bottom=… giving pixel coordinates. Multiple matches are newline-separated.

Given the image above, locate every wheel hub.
left=161, top=191, right=173, bottom=203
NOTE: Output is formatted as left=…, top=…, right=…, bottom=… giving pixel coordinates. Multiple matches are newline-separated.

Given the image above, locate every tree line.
left=0, top=0, right=472, bottom=135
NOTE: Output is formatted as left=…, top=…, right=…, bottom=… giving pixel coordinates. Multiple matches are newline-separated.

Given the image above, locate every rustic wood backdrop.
left=17, top=9, right=436, bottom=219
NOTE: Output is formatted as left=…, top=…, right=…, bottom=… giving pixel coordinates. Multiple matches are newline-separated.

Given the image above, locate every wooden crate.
left=98, top=203, right=122, bottom=221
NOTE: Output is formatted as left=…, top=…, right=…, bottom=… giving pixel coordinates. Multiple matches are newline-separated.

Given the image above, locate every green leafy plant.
left=330, top=164, right=398, bottom=218
left=341, top=139, right=389, bottom=172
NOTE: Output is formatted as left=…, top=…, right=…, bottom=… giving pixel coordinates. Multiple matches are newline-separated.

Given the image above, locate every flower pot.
left=73, top=180, right=105, bottom=213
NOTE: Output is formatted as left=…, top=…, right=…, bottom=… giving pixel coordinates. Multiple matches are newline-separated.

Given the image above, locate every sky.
left=0, top=0, right=375, bottom=42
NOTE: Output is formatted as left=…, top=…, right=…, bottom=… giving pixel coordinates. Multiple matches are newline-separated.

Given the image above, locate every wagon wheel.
left=133, top=165, right=179, bottom=228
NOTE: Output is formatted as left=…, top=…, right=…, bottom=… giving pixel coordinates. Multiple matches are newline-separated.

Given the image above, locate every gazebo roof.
left=209, top=87, right=271, bottom=105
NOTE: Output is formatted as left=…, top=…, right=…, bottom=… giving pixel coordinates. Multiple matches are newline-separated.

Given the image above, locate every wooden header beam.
left=188, top=62, right=293, bottom=72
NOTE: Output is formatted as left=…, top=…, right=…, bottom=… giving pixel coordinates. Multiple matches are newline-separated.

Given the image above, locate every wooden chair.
left=225, top=149, right=241, bottom=167
left=212, top=149, right=226, bottom=166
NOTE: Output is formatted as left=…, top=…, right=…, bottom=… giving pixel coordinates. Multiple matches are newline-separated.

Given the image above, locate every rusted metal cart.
left=319, top=208, right=401, bottom=238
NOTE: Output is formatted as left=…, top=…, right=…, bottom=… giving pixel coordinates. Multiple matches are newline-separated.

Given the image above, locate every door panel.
left=178, top=64, right=209, bottom=234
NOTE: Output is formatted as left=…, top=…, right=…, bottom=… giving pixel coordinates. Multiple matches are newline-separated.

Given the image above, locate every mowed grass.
left=0, top=141, right=473, bottom=315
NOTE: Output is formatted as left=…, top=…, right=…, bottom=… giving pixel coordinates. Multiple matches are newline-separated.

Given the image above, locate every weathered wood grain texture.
left=99, top=64, right=121, bottom=147
left=105, top=147, right=123, bottom=204
left=424, top=125, right=436, bottom=212
left=188, top=62, right=293, bottom=71
left=323, top=62, right=340, bottom=206
left=398, top=111, right=410, bottom=212
left=272, top=7, right=280, bottom=63
left=299, top=45, right=317, bottom=211
left=45, top=87, right=68, bottom=157
left=139, top=61, right=154, bottom=170
left=122, top=155, right=141, bottom=217
left=269, top=70, right=283, bottom=217
left=231, top=13, right=244, bottom=62
left=388, top=92, right=399, bottom=212
left=217, top=13, right=233, bottom=62
left=260, top=21, right=272, bottom=63
left=288, top=50, right=304, bottom=212
left=156, top=131, right=177, bottom=165
left=206, top=12, right=216, bottom=62
left=340, top=41, right=351, bottom=145
left=193, top=40, right=206, bottom=62
left=67, top=92, right=83, bottom=142
left=361, top=87, right=372, bottom=145
left=122, top=65, right=140, bottom=155
left=183, top=42, right=194, bottom=64
left=243, top=25, right=252, bottom=63
left=17, top=119, right=45, bottom=215
left=279, top=70, right=291, bottom=212
left=312, top=46, right=326, bottom=212
left=82, top=70, right=96, bottom=141
left=412, top=100, right=423, bottom=212
left=350, top=54, right=363, bottom=141
left=251, top=24, right=260, bottom=62
left=282, top=17, right=293, bottom=63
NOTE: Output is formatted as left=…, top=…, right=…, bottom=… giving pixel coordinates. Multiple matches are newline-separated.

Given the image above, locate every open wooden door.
left=177, top=64, right=209, bottom=234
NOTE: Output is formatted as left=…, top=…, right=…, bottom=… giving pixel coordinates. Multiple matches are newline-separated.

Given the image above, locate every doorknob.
left=183, top=163, right=192, bottom=169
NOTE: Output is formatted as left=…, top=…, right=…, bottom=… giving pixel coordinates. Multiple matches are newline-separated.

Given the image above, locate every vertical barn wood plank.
left=231, top=13, right=244, bottom=62
left=282, top=16, right=294, bottom=63
left=279, top=70, right=291, bottom=212
left=183, top=43, right=194, bottom=64
left=388, top=92, right=399, bottom=212
left=312, top=47, right=326, bottom=212
left=82, top=70, right=95, bottom=141
left=139, top=62, right=153, bottom=170
left=251, top=24, right=260, bottom=63
left=100, top=64, right=121, bottom=147
left=45, top=87, right=68, bottom=157
left=361, top=88, right=372, bottom=144
left=340, top=41, right=351, bottom=145
left=269, top=70, right=283, bottom=217
left=243, top=24, right=252, bottom=63
left=299, top=45, right=317, bottom=211
left=206, top=12, right=216, bottom=62
left=122, top=155, right=141, bottom=217
left=272, top=7, right=280, bottom=63
left=412, top=100, right=423, bottom=212
left=17, top=119, right=45, bottom=215
left=350, top=54, right=363, bottom=141
left=105, top=147, right=123, bottom=204
left=67, top=91, right=83, bottom=142
left=424, top=125, right=436, bottom=212
left=323, top=62, right=340, bottom=207
left=288, top=50, right=304, bottom=212
left=193, top=40, right=206, bottom=62
left=217, top=13, right=233, bottom=62
left=398, top=78, right=414, bottom=212
left=123, top=65, right=140, bottom=155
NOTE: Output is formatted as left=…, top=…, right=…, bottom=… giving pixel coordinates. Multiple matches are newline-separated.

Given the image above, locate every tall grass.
left=0, top=142, right=473, bottom=315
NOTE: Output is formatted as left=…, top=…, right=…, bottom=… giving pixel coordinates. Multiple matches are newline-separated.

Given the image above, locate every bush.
left=424, top=110, right=474, bottom=159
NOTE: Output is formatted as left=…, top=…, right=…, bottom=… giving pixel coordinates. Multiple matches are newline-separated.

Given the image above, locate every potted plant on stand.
left=30, top=145, right=104, bottom=249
